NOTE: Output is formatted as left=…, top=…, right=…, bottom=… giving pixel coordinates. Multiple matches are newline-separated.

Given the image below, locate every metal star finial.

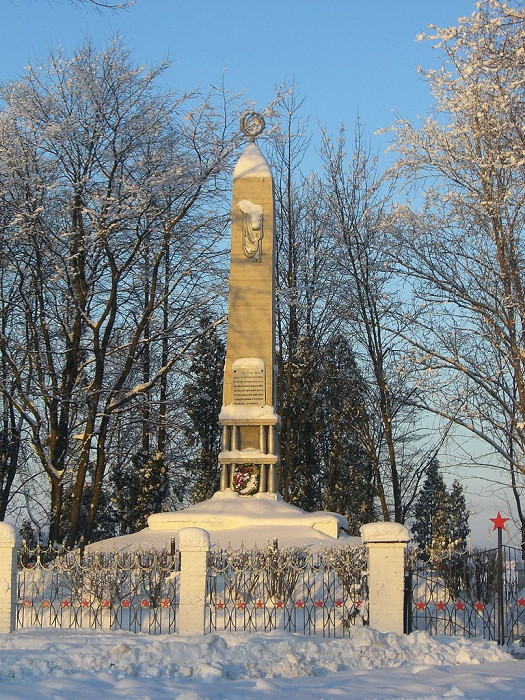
left=490, top=511, right=509, bottom=530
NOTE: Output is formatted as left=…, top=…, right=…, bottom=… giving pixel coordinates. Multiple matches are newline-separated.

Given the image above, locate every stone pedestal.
left=361, top=522, right=411, bottom=634
left=0, top=523, right=18, bottom=633
left=177, top=527, right=210, bottom=635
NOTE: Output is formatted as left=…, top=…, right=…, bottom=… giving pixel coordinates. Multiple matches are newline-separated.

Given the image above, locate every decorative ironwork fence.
left=17, top=543, right=180, bottom=634
left=405, top=545, right=525, bottom=644
left=207, top=541, right=368, bottom=636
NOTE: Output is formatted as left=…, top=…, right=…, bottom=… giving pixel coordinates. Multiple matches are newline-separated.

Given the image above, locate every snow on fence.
left=207, top=541, right=368, bottom=636
left=16, top=544, right=179, bottom=634
left=3, top=523, right=411, bottom=637
left=8, top=522, right=525, bottom=643
left=405, top=545, right=525, bottom=644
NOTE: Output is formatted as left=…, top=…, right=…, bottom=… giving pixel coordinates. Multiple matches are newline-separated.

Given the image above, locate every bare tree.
left=389, top=0, right=525, bottom=544
left=321, top=121, right=444, bottom=523
left=268, top=86, right=346, bottom=508
left=0, top=39, right=239, bottom=544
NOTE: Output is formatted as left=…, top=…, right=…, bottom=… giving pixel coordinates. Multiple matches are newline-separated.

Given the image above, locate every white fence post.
left=0, top=523, right=18, bottom=634
left=177, top=527, right=210, bottom=635
left=361, top=522, right=410, bottom=635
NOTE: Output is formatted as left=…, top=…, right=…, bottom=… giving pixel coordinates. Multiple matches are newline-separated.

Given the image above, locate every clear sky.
left=1, top=0, right=512, bottom=545
left=3, top=0, right=476, bottom=158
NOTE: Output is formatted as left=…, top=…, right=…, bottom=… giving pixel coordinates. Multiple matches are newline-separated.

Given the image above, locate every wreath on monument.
left=232, top=464, right=259, bottom=496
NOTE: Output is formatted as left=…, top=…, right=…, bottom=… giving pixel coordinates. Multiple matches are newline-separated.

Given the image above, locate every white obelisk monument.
left=147, top=112, right=347, bottom=544
left=218, top=111, right=280, bottom=496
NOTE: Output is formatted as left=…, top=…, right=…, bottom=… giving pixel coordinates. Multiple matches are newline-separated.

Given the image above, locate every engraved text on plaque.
left=233, top=364, right=265, bottom=406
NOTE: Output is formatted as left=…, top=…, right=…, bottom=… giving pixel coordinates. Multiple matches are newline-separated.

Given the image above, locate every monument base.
left=148, top=489, right=346, bottom=539
left=92, top=490, right=356, bottom=552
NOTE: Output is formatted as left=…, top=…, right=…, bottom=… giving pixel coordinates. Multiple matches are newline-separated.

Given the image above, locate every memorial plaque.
left=233, top=365, right=265, bottom=406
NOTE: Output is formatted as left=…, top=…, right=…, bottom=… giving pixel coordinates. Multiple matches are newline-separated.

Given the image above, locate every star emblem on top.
left=490, top=512, right=509, bottom=530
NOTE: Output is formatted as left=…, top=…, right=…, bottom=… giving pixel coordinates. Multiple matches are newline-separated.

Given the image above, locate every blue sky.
left=1, top=0, right=511, bottom=544
left=3, top=0, right=475, bottom=161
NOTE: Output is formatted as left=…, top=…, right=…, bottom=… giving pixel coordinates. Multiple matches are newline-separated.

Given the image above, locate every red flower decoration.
left=256, top=600, right=264, bottom=609
left=475, top=602, right=485, bottom=611
left=216, top=601, right=224, bottom=609
left=455, top=601, right=465, bottom=611
left=315, top=600, right=324, bottom=608
left=101, top=600, right=110, bottom=608
left=23, top=599, right=32, bottom=608
left=335, top=600, right=343, bottom=608
left=82, top=600, right=90, bottom=608
left=237, top=601, right=245, bottom=610
left=121, top=599, right=131, bottom=608
left=295, top=600, right=304, bottom=608
left=62, top=600, right=71, bottom=608
left=141, top=599, right=150, bottom=608
left=276, top=601, right=283, bottom=608
left=436, top=601, right=446, bottom=611
left=42, top=600, right=51, bottom=608
left=161, top=598, right=170, bottom=608
left=518, top=597, right=525, bottom=607
left=416, top=601, right=426, bottom=610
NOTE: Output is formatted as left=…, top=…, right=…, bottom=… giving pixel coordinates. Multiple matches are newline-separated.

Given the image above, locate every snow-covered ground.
left=1, top=626, right=525, bottom=699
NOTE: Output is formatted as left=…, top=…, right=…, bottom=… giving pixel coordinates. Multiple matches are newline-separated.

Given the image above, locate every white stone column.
left=0, top=523, right=18, bottom=634
left=177, top=527, right=210, bottom=635
left=361, top=522, right=410, bottom=635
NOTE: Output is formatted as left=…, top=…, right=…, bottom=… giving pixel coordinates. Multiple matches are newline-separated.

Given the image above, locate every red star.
left=490, top=512, right=509, bottom=530
left=256, top=600, right=264, bottom=609
left=356, top=600, right=362, bottom=607
left=417, top=601, right=426, bottom=610
left=315, top=600, right=324, bottom=608
left=335, top=600, right=343, bottom=608
left=436, top=601, right=446, bottom=611
left=237, top=601, right=245, bottom=610
left=141, top=599, right=150, bottom=608
left=42, top=600, right=51, bottom=608
left=276, top=601, right=283, bottom=608
left=161, top=598, right=170, bottom=608
left=23, top=600, right=32, bottom=608
left=455, top=601, right=465, bottom=611
left=475, top=602, right=485, bottom=611
left=295, top=600, right=304, bottom=608
left=101, top=600, right=110, bottom=608
left=121, top=600, right=130, bottom=608
left=62, top=600, right=71, bottom=608
left=518, top=597, right=525, bottom=607
left=216, top=601, right=224, bottom=609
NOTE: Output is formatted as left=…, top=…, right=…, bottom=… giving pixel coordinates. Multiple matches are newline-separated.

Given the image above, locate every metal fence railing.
left=405, top=545, right=525, bottom=644
left=17, top=543, right=180, bottom=634
left=207, top=541, right=368, bottom=636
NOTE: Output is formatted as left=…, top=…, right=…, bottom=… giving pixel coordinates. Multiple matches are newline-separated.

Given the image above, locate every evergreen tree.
left=279, top=338, right=321, bottom=512
left=183, top=317, right=225, bottom=503
left=19, top=520, right=38, bottom=549
left=278, top=331, right=376, bottom=531
left=110, top=451, right=169, bottom=535
left=318, top=335, right=377, bottom=534
left=412, top=459, right=448, bottom=556
left=448, top=480, right=470, bottom=553
left=412, top=459, right=470, bottom=559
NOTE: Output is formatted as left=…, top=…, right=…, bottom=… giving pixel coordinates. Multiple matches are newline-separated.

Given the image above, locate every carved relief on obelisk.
left=218, top=112, right=280, bottom=496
